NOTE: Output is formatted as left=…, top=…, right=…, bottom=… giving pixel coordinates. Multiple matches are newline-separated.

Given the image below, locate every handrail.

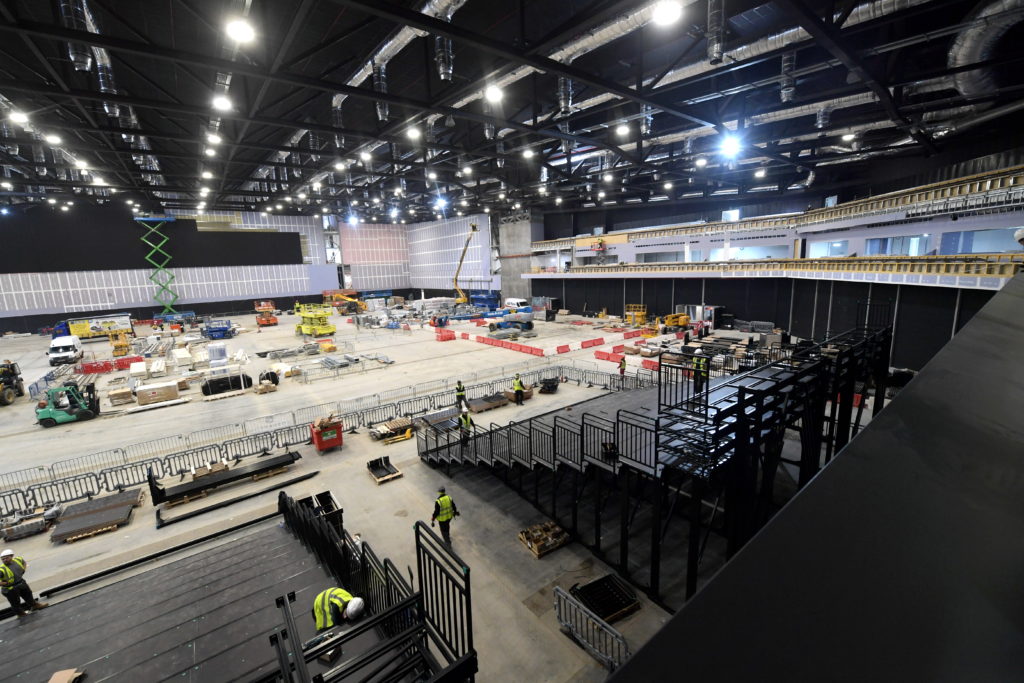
left=532, top=165, right=1024, bottom=249
left=553, top=586, right=631, bottom=671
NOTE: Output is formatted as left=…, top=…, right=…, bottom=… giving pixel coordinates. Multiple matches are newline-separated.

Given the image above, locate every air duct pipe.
left=951, top=0, right=1024, bottom=100
left=707, top=0, right=724, bottom=64
left=435, top=36, right=454, bottom=81
left=372, top=64, right=389, bottom=122
left=557, top=77, right=574, bottom=118
left=780, top=52, right=796, bottom=103
left=58, top=0, right=92, bottom=71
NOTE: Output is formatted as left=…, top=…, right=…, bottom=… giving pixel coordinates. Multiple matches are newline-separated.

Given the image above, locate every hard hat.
left=694, top=348, right=704, bottom=354
left=0, top=549, right=13, bottom=558
left=344, top=596, right=365, bottom=620
left=462, top=409, right=469, bottom=414
left=515, top=373, right=520, bottom=378
left=438, top=486, right=446, bottom=494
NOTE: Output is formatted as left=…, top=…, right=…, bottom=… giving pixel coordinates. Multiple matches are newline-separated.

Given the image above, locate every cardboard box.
left=135, top=381, right=180, bottom=406
left=107, top=387, right=134, bottom=406
left=176, top=378, right=190, bottom=391
left=129, top=361, right=148, bottom=379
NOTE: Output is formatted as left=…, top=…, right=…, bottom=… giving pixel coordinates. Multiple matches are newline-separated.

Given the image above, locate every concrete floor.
left=0, top=311, right=671, bottom=681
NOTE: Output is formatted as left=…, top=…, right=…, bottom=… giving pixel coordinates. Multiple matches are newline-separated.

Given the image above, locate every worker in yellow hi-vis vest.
left=431, top=486, right=460, bottom=545
left=512, top=373, right=525, bottom=406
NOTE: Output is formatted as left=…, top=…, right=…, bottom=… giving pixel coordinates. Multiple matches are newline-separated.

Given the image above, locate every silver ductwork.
left=557, top=77, right=574, bottom=118
left=331, top=94, right=345, bottom=150
left=951, top=0, right=1024, bottom=100
left=308, top=131, right=322, bottom=163
left=1, top=121, right=18, bottom=156
left=641, top=104, right=653, bottom=136
left=815, top=107, right=832, bottom=130
left=780, top=52, right=796, bottom=103
left=435, top=36, right=454, bottom=81
left=58, top=0, right=93, bottom=71
left=707, top=0, right=724, bottom=65
left=372, top=64, right=389, bottom=122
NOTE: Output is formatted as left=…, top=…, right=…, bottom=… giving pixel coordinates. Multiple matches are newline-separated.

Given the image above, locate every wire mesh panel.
left=163, top=445, right=223, bottom=475
left=509, top=422, right=533, bottom=468
left=275, top=424, right=311, bottom=448
left=100, top=459, right=163, bottom=491
left=531, top=420, right=555, bottom=470
left=293, top=401, right=339, bottom=425
left=27, top=473, right=102, bottom=507
left=51, top=449, right=127, bottom=480
left=124, top=434, right=190, bottom=462
left=0, top=466, right=54, bottom=493
left=222, top=432, right=276, bottom=459
left=187, top=422, right=246, bottom=446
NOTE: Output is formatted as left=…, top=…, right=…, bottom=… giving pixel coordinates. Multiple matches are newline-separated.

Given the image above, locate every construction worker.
left=431, top=486, right=459, bottom=545
left=693, top=348, right=708, bottom=394
left=1, top=550, right=48, bottom=618
left=312, top=587, right=365, bottom=632
left=459, top=410, right=474, bottom=446
left=618, top=357, right=627, bottom=377
left=512, top=373, right=525, bottom=406
left=455, top=380, right=468, bottom=410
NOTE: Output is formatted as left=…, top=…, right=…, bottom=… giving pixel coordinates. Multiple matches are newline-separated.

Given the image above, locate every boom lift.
left=453, top=224, right=479, bottom=305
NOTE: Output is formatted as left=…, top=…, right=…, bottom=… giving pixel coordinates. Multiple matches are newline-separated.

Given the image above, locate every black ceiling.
left=1, top=0, right=1022, bottom=220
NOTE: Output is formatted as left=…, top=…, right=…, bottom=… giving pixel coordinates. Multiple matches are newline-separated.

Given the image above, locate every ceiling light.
left=842, top=133, right=857, bottom=142
left=372, top=197, right=380, bottom=204
left=285, top=195, right=292, bottom=202
left=523, top=149, right=535, bottom=159
left=9, top=111, right=28, bottom=124
left=484, top=85, right=503, bottom=103
left=275, top=203, right=283, bottom=209
left=615, top=124, right=629, bottom=137
left=406, top=127, right=421, bottom=140
left=74, top=159, right=88, bottom=169
left=435, top=198, right=448, bottom=209
left=66, top=201, right=74, bottom=205
left=498, top=192, right=506, bottom=199
left=312, top=182, right=321, bottom=191
left=201, top=170, right=213, bottom=179
left=664, top=181, right=673, bottom=190
left=427, top=171, right=437, bottom=180
left=92, top=176, right=107, bottom=186
left=225, top=19, right=255, bottom=43
left=408, top=208, right=415, bottom=213
left=126, top=199, right=134, bottom=205
left=555, top=197, right=562, bottom=205
left=359, top=151, right=371, bottom=162
left=754, top=168, right=767, bottom=179
left=695, top=157, right=707, bottom=168
left=460, top=199, right=468, bottom=207
left=401, top=219, right=407, bottom=224
left=483, top=207, right=491, bottom=213
left=457, top=211, right=463, bottom=216
left=264, top=206, right=272, bottom=212
left=720, top=135, right=741, bottom=158
left=131, top=206, right=139, bottom=213
left=597, top=191, right=606, bottom=199
left=652, top=1, right=684, bottom=26
left=44, top=134, right=62, bottom=145
left=603, top=173, right=613, bottom=183
left=60, top=205, right=69, bottom=212
left=0, top=182, right=11, bottom=190
left=390, top=208, right=398, bottom=217
left=513, top=202, right=521, bottom=209
left=47, top=198, right=57, bottom=205
left=462, top=166, right=472, bottom=175
left=348, top=215, right=358, bottom=225
left=211, top=96, right=232, bottom=111
left=204, top=148, right=216, bottom=157
left=322, top=207, right=330, bottom=213
left=539, top=186, right=547, bottom=194
left=393, top=186, right=402, bottom=195
left=298, top=192, right=307, bottom=199
left=206, top=133, right=222, bottom=144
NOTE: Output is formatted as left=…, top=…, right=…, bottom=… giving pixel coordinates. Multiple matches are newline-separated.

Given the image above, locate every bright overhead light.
left=539, top=186, right=547, bottom=194
left=8, top=111, right=28, bottom=124
left=348, top=215, right=358, bottom=225
left=285, top=195, right=293, bottom=202
left=204, top=148, right=216, bottom=157
left=435, top=198, right=448, bottom=209
left=206, top=133, right=222, bottom=145
left=372, top=197, right=380, bottom=204
left=322, top=207, right=330, bottom=213
left=126, top=199, right=134, bottom=205
left=462, top=166, right=472, bottom=175
left=523, top=149, right=535, bottom=159
left=393, top=186, right=402, bottom=195
left=513, top=202, right=521, bottom=209
left=390, top=208, right=398, bottom=217
left=131, top=206, right=139, bottom=213
left=298, top=192, right=307, bottom=199
left=44, top=134, right=62, bottom=145
left=275, top=203, right=283, bottom=209
left=603, top=173, right=613, bottom=183
left=555, top=196, right=562, bottom=205
left=406, top=127, right=421, bottom=140
left=312, top=182, right=321, bottom=191
left=498, top=192, right=506, bottom=200
left=92, top=176, right=107, bottom=186
left=720, top=135, right=741, bottom=158
left=201, top=170, right=213, bottom=179
left=842, top=133, right=857, bottom=142
left=460, top=199, right=468, bottom=207
left=483, top=207, right=491, bottom=213
left=334, top=161, right=346, bottom=171
left=408, top=208, right=415, bottom=213
left=484, top=85, right=503, bottom=103
left=264, top=206, right=272, bottom=212
left=597, top=191, right=606, bottom=199
left=60, top=205, right=70, bottom=212
left=0, top=181, right=11, bottom=190
left=695, top=157, right=707, bottom=168
left=225, top=19, right=255, bottom=43
left=664, top=181, right=673, bottom=190
left=211, top=96, right=232, bottom=111
left=652, top=1, right=684, bottom=26
left=427, top=171, right=437, bottom=180
left=615, top=124, right=629, bottom=137
left=359, top=151, right=371, bottom=162
left=754, top=168, right=767, bottom=179
left=74, top=159, right=88, bottom=169
left=66, top=200, right=74, bottom=205
left=47, top=198, right=57, bottom=205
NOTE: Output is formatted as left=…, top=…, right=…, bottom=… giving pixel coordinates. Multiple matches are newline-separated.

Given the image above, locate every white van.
left=504, top=298, right=529, bottom=310
left=48, top=335, right=84, bottom=366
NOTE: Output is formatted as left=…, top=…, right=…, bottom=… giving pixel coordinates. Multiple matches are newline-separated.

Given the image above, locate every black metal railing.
left=415, top=521, right=475, bottom=669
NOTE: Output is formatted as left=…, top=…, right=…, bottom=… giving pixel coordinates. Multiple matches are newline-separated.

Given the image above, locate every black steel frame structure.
left=418, top=311, right=891, bottom=610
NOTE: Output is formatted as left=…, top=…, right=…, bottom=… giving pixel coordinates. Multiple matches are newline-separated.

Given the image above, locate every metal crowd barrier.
left=553, top=586, right=630, bottom=671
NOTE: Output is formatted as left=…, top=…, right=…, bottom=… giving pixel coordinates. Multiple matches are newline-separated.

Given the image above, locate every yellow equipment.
left=111, top=332, right=130, bottom=357
left=625, top=304, right=647, bottom=326
left=383, top=427, right=414, bottom=445
left=295, top=305, right=337, bottom=336
left=453, top=224, right=479, bottom=304
left=663, top=313, right=691, bottom=328
left=323, top=290, right=367, bottom=312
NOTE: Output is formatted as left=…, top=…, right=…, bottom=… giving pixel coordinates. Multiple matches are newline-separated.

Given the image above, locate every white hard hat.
left=0, top=549, right=13, bottom=558
left=694, top=348, right=704, bottom=354
left=345, top=596, right=365, bottom=620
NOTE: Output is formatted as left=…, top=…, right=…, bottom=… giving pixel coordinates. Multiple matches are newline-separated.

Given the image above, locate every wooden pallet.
left=518, top=521, right=570, bottom=559
left=64, top=523, right=120, bottom=543
left=163, top=491, right=208, bottom=508
left=368, top=469, right=403, bottom=485
left=202, top=389, right=247, bottom=402
left=252, top=465, right=289, bottom=482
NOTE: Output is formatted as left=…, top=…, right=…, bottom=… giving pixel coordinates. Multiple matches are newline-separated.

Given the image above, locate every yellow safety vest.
left=0, top=557, right=26, bottom=587
left=314, top=587, right=353, bottom=630
left=436, top=495, right=455, bottom=522
left=618, top=358, right=626, bottom=370
left=455, top=384, right=466, bottom=398
left=459, top=413, right=473, bottom=430
left=694, top=356, right=708, bottom=374
left=513, top=378, right=524, bottom=391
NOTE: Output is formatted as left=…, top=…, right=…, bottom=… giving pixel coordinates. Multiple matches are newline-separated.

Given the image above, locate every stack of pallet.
left=518, top=521, right=570, bottom=558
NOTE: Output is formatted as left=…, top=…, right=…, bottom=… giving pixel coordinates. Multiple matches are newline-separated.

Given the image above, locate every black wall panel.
left=814, top=282, right=832, bottom=339
left=673, top=279, right=703, bottom=310
left=828, top=282, right=870, bottom=335
left=600, top=279, right=625, bottom=316
left=791, top=280, right=817, bottom=339
left=643, top=279, right=673, bottom=316
left=776, top=280, right=794, bottom=330
left=531, top=279, right=563, bottom=301
left=892, top=286, right=957, bottom=369
left=624, top=280, right=643, bottom=314
left=868, top=283, right=899, bottom=329
left=955, top=289, right=996, bottom=332
left=0, top=206, right=302, bottom=273
left=563, top=280, right=587, bottom=313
